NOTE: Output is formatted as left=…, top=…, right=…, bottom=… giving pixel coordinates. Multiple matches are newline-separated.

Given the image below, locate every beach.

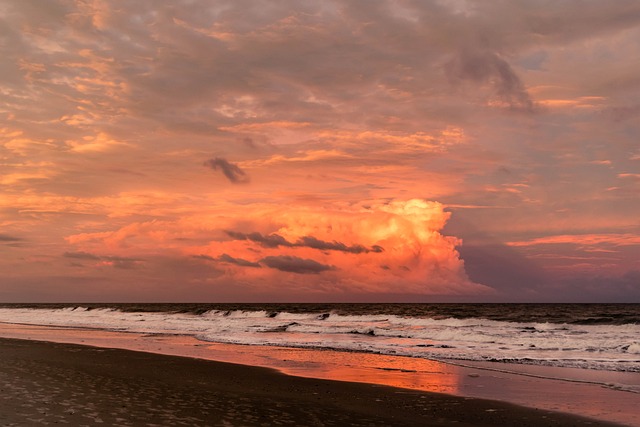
left=0, top=321, right=637, bottom=426
left=0, top=336, right=628, bottom=427
left=3, top=1, right=639, bottom=423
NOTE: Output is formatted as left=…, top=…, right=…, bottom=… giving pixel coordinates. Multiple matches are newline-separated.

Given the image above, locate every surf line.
left=439, top=359, right=639, bottom=394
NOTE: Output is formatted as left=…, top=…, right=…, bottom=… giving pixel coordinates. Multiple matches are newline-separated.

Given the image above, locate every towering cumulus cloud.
left=197, top=199, right=492, bottom=296
left=65, top=198, right=490, bottom=297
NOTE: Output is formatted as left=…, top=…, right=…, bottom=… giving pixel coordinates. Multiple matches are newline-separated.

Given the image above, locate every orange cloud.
left=0, top=171, right=54, bottom=185
left=1, top=128, right=59, bottom=156
left=314, top=128, right=462, bottom=153
left=508, top=234, right=640, bottom=247
left=618, top=173, right=640, bottom=180
left=66, top=132, right=131, bottom=153
left=65, top=199, right=490, bottom=295
left=241, top=149, right=351, bottom=167
left=537, top=96, right=606, bottom=110
left=219, top=121, right=312, bottom=133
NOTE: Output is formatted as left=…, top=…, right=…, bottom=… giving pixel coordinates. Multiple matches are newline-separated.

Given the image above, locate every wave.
left=0, top=306, right=638, bottom=375
left=0, top=303, right=638, bottom=324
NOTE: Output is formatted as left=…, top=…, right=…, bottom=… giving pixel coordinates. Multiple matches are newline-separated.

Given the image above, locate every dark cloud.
left=217, top=253, right=261, bottom=268
left=102, top=256, right=143, bottom=269
left=457, top=243, right=547, bottom=296
left=204, top=158, right=249, bottom=184
left=225, top=231, right=384, bottom=253
left=445, top=50, right=536, bottom=112
left=63, top=252, right=142, bottom=269
left=0, top=234, right=22, bottom=242
left=260, top=255, right=334, bottom=274
left=555, top=270, right=640, bottom=302
left=192, top=254, right=215, bottom=261
left=445, top=216, right=547, bottom=297
left=298, top=236, right=384, bottom=254
left=297, top=235, right=364, bottom=253
left=193, top=253, right=261, bottom=268
left=64, top=251, right=101, bottom=260
left=242, top=137, right=257, bottom=148
left=606, top=104, right=640, bottom=122
left=296, top=236, right=384, bottom=254
left=225, top=231, right=291, bottom=248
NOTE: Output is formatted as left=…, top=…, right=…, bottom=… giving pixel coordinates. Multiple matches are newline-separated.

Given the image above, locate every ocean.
left=0, top=303, right=638, bottom=374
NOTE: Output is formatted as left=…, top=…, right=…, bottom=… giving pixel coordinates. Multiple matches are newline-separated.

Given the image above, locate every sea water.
left=0, top=303, right=637, bottom=375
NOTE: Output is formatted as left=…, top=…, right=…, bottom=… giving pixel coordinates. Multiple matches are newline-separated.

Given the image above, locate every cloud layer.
left=1, top=1, right=639, bottom=301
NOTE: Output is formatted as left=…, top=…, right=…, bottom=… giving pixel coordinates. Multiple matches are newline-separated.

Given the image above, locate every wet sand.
left=0, top=337, right=626, bottom=426
left=1, top=323, right=638, bottom=425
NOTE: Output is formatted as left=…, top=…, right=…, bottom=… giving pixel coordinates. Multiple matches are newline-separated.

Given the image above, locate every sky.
left=1, top=0, right=639, bottom=302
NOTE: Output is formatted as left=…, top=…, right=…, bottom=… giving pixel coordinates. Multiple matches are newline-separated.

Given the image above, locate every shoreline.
left=0, top=323, right=638, bottom=426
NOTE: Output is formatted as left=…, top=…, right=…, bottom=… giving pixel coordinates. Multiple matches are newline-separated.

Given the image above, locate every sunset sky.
left=1, top=1, right=639, bottom=302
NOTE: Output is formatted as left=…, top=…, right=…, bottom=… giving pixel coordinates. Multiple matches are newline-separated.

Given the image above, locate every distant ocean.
left=0, top=303, right=638, bottom=373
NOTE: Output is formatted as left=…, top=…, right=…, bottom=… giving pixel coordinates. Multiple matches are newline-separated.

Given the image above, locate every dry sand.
left=0, top=337, right=626, bottom=427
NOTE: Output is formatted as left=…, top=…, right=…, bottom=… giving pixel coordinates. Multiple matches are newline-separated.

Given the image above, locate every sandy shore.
left=0, top=336, right=629, bottom=427
left=1, top=323, right=638, bottom=426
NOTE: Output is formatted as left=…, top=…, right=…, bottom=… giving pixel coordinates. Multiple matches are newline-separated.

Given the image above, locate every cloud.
left=546, top=270, right=640, bottom=302
left=204, top=158, right=250, bottom=184
left=66, top=133, right=131, bottom=153
left=192, top=254, right=216, bottom=261
left=4, top=1, right=639, bottom=301
left=296, top=236, right=383, bottom=254
left=445, top=49, right=536, bottom=112
left=61, top=198, right=491, bottom=295
left=225, top=230, right=384, bottom=253
left=194, top=253, right=261, bottom=268
left=64, top=251, right=101, bottom=260
left=457, top=243, right=547, bottom=297
left=260, top=255, right=334, bottom=274
left=214, top=199, right=492, bottom=294
left=0, top=234, right=22, bottom=242
left=196, top=252, right=330, bottom=272
left=508, top=233, right=640, bottom=247
left=63, top=251, right=143, bottom=269
left=102, top=256, right=143, bottom=269
left=225, top=230, right=291, bottom=248
left=606, top=104, right=640, bottom=122
left=218, top=253, right=261, bottom=268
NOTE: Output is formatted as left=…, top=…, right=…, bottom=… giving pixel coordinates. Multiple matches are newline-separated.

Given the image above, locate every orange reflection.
left=0, top=323, right=459, bottom=394
left=181, top=342, right=461, bottom=395
left=1, top=324, right=638, bottom=427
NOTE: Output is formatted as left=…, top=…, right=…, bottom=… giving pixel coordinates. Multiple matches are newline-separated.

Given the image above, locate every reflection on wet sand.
left=0, top=323, right=638, bottom=426
left=237, top=346, right=462, bottom=394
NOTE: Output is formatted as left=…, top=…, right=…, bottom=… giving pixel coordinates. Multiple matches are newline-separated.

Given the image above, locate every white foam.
left=0, top=307, right=638, bottom=375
